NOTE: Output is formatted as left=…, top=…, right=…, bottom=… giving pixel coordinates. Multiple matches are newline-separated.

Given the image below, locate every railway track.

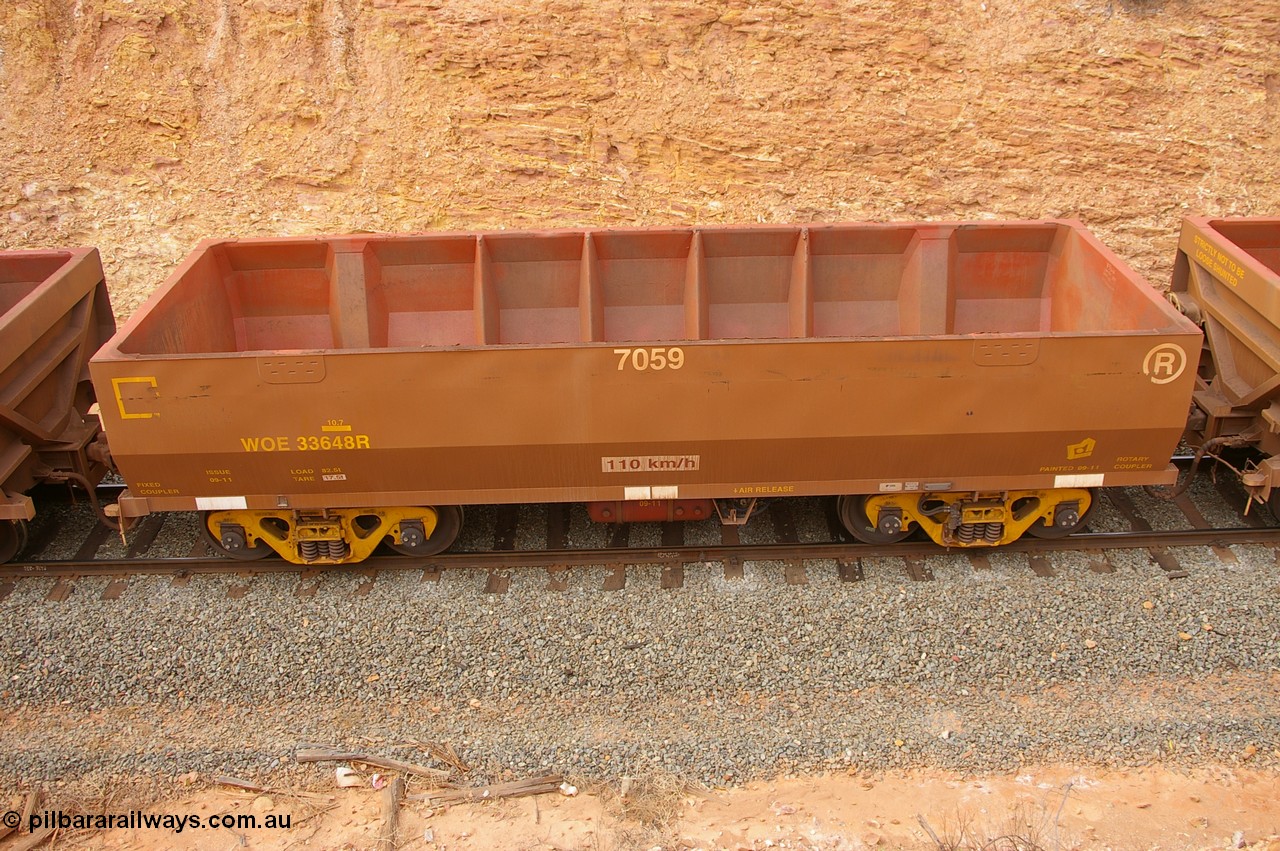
left=3, top=472, right=1278, bottom=596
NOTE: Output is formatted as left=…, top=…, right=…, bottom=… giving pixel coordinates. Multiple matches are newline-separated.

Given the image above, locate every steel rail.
left=2, top=524, right=1277, bottom=581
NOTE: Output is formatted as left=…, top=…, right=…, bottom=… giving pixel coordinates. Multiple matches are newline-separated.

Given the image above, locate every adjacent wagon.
left=0, top=248, right=116, bottom=561
left=90, top=221, right=1201, bottom=564
left=1172, top=216, right=1280, bottom=512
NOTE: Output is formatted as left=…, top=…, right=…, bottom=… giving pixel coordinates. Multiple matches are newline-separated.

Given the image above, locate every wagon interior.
left=116, top=224, right=1182, bottom=355
left=1206, top=219, right=1280, bottom=277
left=0, top=251, right=75, bottom=318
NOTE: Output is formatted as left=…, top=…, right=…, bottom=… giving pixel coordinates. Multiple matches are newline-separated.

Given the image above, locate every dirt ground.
left=19, top=767, right=1280, bottom=850
left=4, top=1, right=1280, bottom=849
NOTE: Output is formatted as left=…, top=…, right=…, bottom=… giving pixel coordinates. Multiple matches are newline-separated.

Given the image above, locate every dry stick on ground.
left=18, top=788, right=42, bottom=830
left=389, top=742, right=471, bottom=772
left=376, top=776, right=406, bottom=851
left=407, top=775, right=565, bottom=804
left=426, top=742, right=471, bottom=774
left=295, top=747, right=451, bottom=782
left=213, top=776, right=333, bottom=803
left=1, top=790, right=55, bottom=851
left=8, top=828, right=57, bottom=851
left=916, top=813, right=946, bottom=851
left=1051, top=782, right=1075, bottom=851
left=215, top=775, right=269, bottom=793
left=0, top=797, right=18, bottom=843
left=394, top=739, right=471, bottom=774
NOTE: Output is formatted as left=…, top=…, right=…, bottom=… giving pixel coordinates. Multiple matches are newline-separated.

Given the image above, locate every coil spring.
left=955, top=522, right=1005, bottom=544
left=298, top=539, right=349, bottom=561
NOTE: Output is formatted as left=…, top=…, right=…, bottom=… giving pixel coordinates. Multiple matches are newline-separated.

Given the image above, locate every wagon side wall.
left=0, top=248, right=116, bottom=519
left=1175, top=216, right=1280, bottom=483
left=91, top=222, right=1201, bottom=517
left=93, top=332, right=1199, bottom=515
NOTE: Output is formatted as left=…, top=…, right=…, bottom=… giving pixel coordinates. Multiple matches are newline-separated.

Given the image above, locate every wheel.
left=1026, top=491, right=1096, bottom=539
left=837, top=495, right=911, bottom=544
left=388, top=506, right=463, bottom=557
left=0, top=520, right=29, bottom=563
left=200, top=512, right=274, bottom=560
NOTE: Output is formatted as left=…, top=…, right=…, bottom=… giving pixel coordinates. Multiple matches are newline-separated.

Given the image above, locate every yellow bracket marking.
left=111, top=376, right=159, bottom=420
left=321, top=424, right=352, bottom=432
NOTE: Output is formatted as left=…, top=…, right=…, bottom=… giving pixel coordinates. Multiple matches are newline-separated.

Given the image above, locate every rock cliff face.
left=1, top=0, right=1278, bottom=314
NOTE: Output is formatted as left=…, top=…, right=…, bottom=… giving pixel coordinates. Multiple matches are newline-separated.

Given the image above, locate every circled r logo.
left=1143, top=343, right=1187, bottom=385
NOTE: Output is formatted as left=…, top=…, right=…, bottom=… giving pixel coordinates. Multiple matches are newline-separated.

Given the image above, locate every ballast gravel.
left=2, top=527, right=1279, bottom=793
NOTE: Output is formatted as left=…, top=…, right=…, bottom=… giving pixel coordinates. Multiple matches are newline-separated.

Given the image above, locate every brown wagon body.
left=1172, top=216, right=1280, bottom=510
left=0, top=248, right=116, bottom=560
left=90, top=221, right=1199, bottom=563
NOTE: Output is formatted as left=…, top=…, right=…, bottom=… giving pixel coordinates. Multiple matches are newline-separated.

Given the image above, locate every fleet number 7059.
left=614, top=347, right=685, bottom=371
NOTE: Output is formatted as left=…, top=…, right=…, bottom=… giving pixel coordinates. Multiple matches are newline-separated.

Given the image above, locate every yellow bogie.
left=853, top=488, right=1094, bottom=548
left=203, top=506, right=443, bottom=565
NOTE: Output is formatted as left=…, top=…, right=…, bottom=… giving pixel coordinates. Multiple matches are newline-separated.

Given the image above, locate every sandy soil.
left=17, top=766, right=1280, bottom=850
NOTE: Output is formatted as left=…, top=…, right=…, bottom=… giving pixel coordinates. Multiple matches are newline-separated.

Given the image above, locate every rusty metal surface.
left=0, top=248, right=116, bottom=522
left=91, top=222, right=1200, bottom=518
left=1174, top=217, right=1280, bottom=405
left=1174, top=218, right=1280, bottom=471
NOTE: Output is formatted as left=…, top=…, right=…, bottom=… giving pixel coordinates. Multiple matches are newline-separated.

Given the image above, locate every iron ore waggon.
left=0, top=248, right=116, bottom=561
left=86, top=220, right=1200, bottom=565
left=1172, top=216, right=1280, bottom=515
